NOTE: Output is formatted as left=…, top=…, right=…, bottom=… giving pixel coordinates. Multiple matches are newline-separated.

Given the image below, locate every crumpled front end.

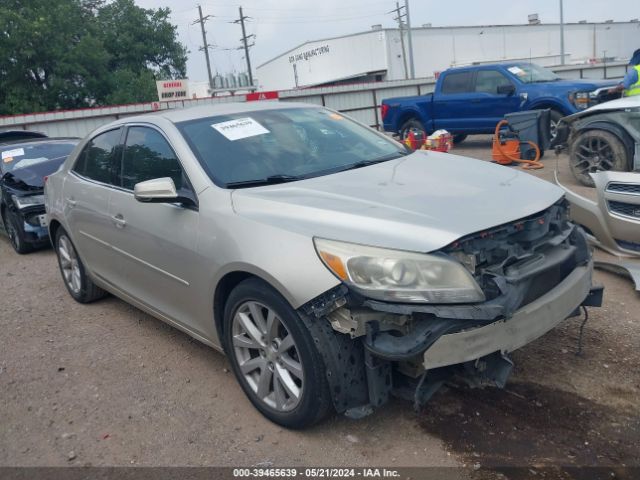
left=299, top=199, right=602, bottom=416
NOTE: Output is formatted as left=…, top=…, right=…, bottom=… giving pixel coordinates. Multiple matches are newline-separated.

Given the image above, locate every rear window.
left=441, top=71, right=473, bottom=94
left=1, top=141, right=77, bottom=175
left=176, top=107, right=405, bottom=187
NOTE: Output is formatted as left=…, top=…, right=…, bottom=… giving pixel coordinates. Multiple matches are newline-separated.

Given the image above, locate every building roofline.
left=256, top=21, right=639, bottom=68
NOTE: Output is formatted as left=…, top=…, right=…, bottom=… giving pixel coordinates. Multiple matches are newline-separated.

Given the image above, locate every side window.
left=441, top=72, right=473, bottom=94
left=475, top=70, right=512, bottom=94
left=73, top=128, right=120, bottom=184
left=121, top=126, right=186, bottom=191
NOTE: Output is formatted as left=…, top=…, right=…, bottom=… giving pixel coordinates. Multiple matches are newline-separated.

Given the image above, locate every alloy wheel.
left=58, top=235, right=82, bottom=294
left=573, top=135, right=616, bottom=176
left=231, top=301, right=304, bottom=412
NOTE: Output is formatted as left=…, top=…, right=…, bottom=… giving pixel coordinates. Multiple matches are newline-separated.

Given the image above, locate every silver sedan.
left=45, top=102, right=600, bottom=428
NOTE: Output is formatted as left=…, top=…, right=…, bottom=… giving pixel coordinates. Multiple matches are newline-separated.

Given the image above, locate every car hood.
left=563, top=95, right=640, bottom=123
left=231, top=151, right=564, bottom=253
left=540, top=78, right=615, bottom=91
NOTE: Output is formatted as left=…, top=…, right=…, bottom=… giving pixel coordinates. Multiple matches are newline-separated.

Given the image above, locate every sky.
left=134, top=0, right=639, bottom=82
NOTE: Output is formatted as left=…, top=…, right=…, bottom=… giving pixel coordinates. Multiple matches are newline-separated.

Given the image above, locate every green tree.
left=0, top=0, right=187, bottom=115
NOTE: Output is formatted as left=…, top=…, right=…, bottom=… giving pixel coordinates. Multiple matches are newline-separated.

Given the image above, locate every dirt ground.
left=0, top=138, right=638, bottom=478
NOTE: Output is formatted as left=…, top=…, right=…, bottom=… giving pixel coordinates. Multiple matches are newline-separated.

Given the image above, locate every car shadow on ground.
left=419, top=380, right=639, bottom=479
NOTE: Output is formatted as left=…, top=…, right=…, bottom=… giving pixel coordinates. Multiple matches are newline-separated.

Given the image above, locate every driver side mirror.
left=497, top=84, right=516, bottom=96
left=134, top=177, right=196, bottom=207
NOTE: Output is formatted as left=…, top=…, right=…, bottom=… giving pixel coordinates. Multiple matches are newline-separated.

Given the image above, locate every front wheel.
left=569, top=130, right=629, bottom=187
left=224, top=278, right=332, bottom=428
left=2, top=209, right=33, bottom=254
left=549, top=109, right=564, bottom=141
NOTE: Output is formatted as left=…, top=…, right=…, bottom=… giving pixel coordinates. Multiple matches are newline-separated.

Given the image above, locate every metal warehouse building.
left=256, top=21, right=640, bottom=90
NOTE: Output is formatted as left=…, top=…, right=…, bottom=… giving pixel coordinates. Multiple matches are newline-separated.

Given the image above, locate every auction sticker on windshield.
left=212, top=117, right=270, bottom=141
left=508, top=66, right=526, bottom=76
left=2, top=148, right=24, bottom=162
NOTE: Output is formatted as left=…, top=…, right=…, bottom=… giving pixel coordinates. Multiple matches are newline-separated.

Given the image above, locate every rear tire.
left=569, top=130, right=629, bottom=187
left=223, top=278, right=332, bottom=429
left=54, top=228, right=107, bottom=303
left=2, top=208, right=33, bottom=254
left=399, top=118, right=426, bottom=140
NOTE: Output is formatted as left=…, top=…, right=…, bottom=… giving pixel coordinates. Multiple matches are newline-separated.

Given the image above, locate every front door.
left=105, top=125, right=204, bottom=334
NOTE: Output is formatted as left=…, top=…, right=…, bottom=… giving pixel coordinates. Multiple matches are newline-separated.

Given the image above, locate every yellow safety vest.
left=624, top=65, right=640, bottom=97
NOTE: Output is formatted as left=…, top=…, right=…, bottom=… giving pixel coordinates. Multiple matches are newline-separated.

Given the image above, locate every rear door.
left=467, top=69, right=520, bottom=130
left=433, top=70, right=476, bottom=132
left=105, top=125, right=204, bottom=333
left=63, top=128, right=122, bottom=283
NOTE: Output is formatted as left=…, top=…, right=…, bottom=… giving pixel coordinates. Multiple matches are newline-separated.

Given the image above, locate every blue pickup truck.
left=381, top=62, right=618, bottom=143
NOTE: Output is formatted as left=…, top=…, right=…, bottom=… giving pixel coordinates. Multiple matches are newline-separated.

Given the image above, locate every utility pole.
left=389, top=2, right=408, bottom=79
left=234, top=7, right=255, bottom=88
left=192, top=5, right=215, bottom=91
left=559, top=0, right=565, bottom=65
left=404, top=0, right=415, bottom=78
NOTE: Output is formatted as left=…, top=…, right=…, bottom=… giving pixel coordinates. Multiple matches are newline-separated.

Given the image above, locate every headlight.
left=570, top=91, right=591, bottom=110
left=313, top=238, right=485, bottom=304
left=12, top=194, right=45, bottom=209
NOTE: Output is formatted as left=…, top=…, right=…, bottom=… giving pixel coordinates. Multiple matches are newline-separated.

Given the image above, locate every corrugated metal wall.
left=0, top=62, right=628, bottom=138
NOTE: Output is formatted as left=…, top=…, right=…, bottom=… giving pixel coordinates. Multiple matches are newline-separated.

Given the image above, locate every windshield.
left=1, top=141, right=77, bottom=175
left=506, top=64, right=561, bottom=83
left=177, top=107, right=407, bottom=188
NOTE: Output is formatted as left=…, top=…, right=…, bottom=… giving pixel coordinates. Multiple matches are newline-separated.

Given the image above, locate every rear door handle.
left=111, top=214, right=126, bottom=228
left=66, top=199, right=77, bottom=208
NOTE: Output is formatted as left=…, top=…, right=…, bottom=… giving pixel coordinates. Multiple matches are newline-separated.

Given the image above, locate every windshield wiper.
left=336, top=150, right=410, bottom=173
left=225, top=174, right=305, bottom=189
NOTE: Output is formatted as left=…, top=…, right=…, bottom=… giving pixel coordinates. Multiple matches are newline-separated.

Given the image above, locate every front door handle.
left=111, top=214, right=126, bottom=228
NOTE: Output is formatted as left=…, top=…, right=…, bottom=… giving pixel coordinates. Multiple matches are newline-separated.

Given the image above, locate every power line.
left=389, top=2, right=408, bottom=79
left=232, top=6, right=256, bottom=88
left=192, top=5, right=216, bottom=89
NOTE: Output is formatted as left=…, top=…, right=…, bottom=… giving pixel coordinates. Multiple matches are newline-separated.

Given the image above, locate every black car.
left=1, top=138, right=78, bottom=253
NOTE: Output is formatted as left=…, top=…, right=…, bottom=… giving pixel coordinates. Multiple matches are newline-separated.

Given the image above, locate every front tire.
left=223, top=278, right=332, bottom=428
left=54, top=228, right=107, bottom=303
left=569, top=130, right=629, bottom=187
left=2, top=209, right=33, bottom=254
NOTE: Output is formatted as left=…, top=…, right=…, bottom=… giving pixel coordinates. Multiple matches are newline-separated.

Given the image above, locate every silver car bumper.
left=422, top=260, right=593, bottom=370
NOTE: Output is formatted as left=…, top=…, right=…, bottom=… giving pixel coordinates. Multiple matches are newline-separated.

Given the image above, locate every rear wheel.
left=569, top=130, right=629, bottom=187
left=224, top=278, right=332, bottom=428
left=399, top=118, right=426, bottom=140
left=54, top=228, right=107, bottom=303
left=2, top=209, right=33, bottom=254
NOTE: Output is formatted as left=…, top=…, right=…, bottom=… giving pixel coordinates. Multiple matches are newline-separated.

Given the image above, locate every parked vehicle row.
left=39, top=102, right=601, bottom=428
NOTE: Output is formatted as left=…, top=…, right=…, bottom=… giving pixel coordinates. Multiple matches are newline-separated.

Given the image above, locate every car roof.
left=116, top=101, right=312, bottom=125
left=0, top=130, right=47, bottom=144
left=0, top=137, right=79, bottom=149
left=445, top=61, right=531, bottom=73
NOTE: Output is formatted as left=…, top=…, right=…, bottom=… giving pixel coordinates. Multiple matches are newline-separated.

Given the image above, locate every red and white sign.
left=246, top=91, right=279, bottom=101
left=156, top=79, right=189, bottom=101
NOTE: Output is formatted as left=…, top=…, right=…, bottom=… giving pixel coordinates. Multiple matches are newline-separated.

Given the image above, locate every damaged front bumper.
left=421, top=260, right=595, bottom=370
left=301, top=203, right=604, bottom=416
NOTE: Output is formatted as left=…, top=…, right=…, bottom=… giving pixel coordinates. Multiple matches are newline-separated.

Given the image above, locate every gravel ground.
left=0, top=138, right=638, bottom=478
